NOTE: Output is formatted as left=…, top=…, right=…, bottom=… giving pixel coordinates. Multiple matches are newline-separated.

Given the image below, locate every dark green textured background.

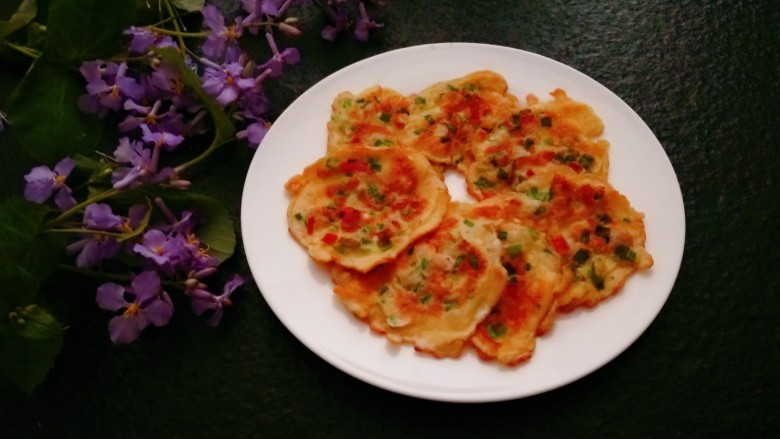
left=2, top=0, right=779, bottom=437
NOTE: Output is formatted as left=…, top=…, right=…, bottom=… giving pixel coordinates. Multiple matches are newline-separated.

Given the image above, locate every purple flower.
left=83, top=203, right=123, bottom=230
left=133, top=229, right=184, bottom=268
left=141, top=123, right=184, bottom=152
left=201, top=60, right=256, bottom=106
left=77, top=61, right=144, bottom=117
left=66, top=203, right=146, bottom=267
left=124, top=26, right=176, bottom=54
left=259, top=32, right=299, bottom=77
left=111, top=137, right=155, bottom=189
left=355, top=2, right=383, bottom=42
left=119, top=100, right=186, bottom=134
left=236, top=119, right=270, bottom=148
left=321, top=7, right=348, bottom=41
left=201, top=5, right=244, bottom=61
left=96, top=270, right=174, bottom=344
left=147, top=62, right=201, bottom=112
left=23, top=157, right=77, bottom=211
left=188, top=274, right=245, bottom=327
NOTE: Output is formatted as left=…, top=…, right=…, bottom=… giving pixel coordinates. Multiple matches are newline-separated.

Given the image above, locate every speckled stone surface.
left=2, top=0, right=779, bottom=437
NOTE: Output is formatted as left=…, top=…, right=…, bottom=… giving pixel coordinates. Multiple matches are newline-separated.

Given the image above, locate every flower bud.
left=278, top=22, right=302, bottom=37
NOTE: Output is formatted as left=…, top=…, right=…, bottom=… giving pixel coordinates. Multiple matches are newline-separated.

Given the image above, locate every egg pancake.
left=327, top=86, right=411, bottom=153
left=464, top=89, right=610, bottom=200
left=331, top=203, right=507, bottom=358
left=286, top=146, right=449, bottom=272
left=439, top=201, right=568, bottom=366
left=402, top=70, right=520, bottom=166
left=493, top=172, right=653, bottom=311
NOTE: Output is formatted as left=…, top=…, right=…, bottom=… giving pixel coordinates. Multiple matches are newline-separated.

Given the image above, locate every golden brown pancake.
left=402, top=70, right=520, bottom=166
left=464, top=89, right=610, bottom=200
left=286, top=146, right=449, bottom=272
left=327, top=86, right=410, bottom=153
left=454, top=202, right=569, bottom=366
left=486, top=172, right=653, bottom=311
left=331, top=203, right=507, bottom=358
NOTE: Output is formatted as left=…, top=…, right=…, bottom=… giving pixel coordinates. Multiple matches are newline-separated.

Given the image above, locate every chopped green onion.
left=526, top=187, right=552, bottom=201
left=474, top=176, right=495, bottom=189
left=373, top=139, right=394, bottom=147
left=463, top=219, right=475, bottom=227
left=588, top=266, right=605, bottom=290
left=614, top=245, right=637, bottom=262
left=415, top=96, right=426, bottom=105
left=468, top=254, right=480, bottom=269
left=507, top=244, right=522, bottom=258
left=573, top=248, right=590, bottom=264
left=487, top=322, right=507, bottom=339
left=497, top=230, right=508, bottom=240
left=367, top=156, right=382, bottom=172
left=578, top=154, right=594, bottom=169
left=379, top=112, right=391, bottom=123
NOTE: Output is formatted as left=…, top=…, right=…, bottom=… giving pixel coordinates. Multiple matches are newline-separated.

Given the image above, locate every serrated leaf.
left=0, top=198, right=49, bottom=267
left=6, top=57, right=104, bottom=162
left=0, top=304, right=64, bottom=395
left=0, top=0, right=37, bottom=41
left=173, top=0, right=206, bottom=12
left=44, top=0, right=136, bottom=62
left=153, top=47, right=235, bottom=142
left=0, top=199, right=65, bottom=310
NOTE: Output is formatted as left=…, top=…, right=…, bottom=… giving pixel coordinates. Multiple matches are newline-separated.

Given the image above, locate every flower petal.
left=54, top=157, right=77, bottom=177
left=131, top=270, right=162, bottom=302
left=54, top=186, right=77, bottom=211
left=96, top=282, right=128, bottom=311
left=108, top=315, right=144, bottom=344
left=143, top=292, right=174, bottom=327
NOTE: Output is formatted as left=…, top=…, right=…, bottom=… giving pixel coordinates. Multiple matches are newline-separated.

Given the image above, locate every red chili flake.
left=340, top=207, right=362, bottom=232
left=322, top=233, right=338, bottom=245
left=551, top=235, right=570, bottom=254
left=526, top=169, right=535, bottom=177
left=568, top=162, right=583, bottom=173
left=306, top=216, right=316, bottom=234
left=338, top=160, right=370, bottom=174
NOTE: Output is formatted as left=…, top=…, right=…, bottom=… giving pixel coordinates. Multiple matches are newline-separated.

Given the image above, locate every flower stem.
left=57, top=264, right=133, bottom=283
left=148, top=26, right=211, bottom=38
left=174, top=135, right=235, bottom=175
left=44, top=228, right=124, bottom=237
left=46, top=187, right=120, bottom=227
left=162, top=0, right=188, bottom=53
left=3, top=41, right=41, bottom=59
left=57, top=264, right=186, bottom=290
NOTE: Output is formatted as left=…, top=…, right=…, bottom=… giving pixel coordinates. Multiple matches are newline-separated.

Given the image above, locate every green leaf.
left=44, top=0, right=136, bottom=62
left=6, top=57, right=104, bottom=162
left=0, top=199, right=65, bottom=309
left=173, top=0, right=206, bottom=12
left=153, top=47, right=235, bottom=142
left=0, top=0, right=37, bottom=41
left=0, top=264, right=39, bottom=313
left=25, top=21, right=46, bottom=48
left=0, top=198, right=49, bottom=267
left=0, top=304, right=64, bottom=395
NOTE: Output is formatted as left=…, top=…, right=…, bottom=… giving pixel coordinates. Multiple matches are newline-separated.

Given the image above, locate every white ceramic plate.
left=241, top=43, right=685, bottom=402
